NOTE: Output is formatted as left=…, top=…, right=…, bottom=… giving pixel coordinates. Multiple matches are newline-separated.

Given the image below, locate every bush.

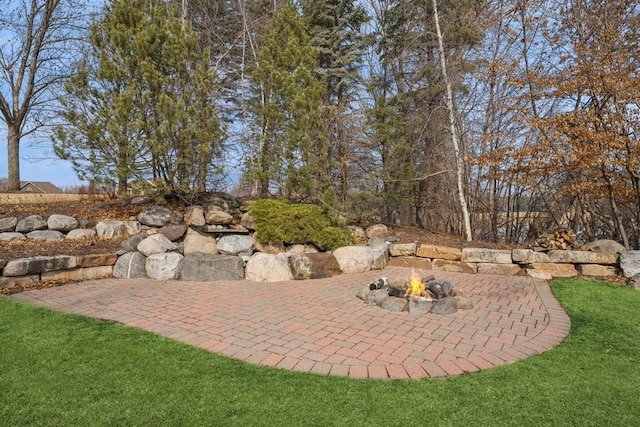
left=248, top=199, right=354, bottom=250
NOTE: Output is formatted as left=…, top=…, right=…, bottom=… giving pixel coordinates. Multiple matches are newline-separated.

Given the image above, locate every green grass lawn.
left=1, top=279, right=639, bottom=426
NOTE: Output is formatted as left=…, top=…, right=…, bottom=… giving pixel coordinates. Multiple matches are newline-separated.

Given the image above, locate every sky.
left=0, top=131, right=82, bottom=189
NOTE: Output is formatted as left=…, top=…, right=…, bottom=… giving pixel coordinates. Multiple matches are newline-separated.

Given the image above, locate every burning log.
left=534, top=228, right=577, bottom=251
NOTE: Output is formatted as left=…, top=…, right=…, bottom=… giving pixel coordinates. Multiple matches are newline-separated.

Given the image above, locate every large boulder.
left=145, top=253, right=184, bottom=280
left=217, top=234, right=254, bottom=256
left=15, top=215, right=47, bottom=233
left=245, top=253, right=293, bottom=282
left=547, top=250, right=618, bottom=265
left=619, top=251, right=640, bottom=278
left=121, top=234, right=146, bottom=252
left=332, top=246, right=374, bottom=273
left=288, top=253, right=342, bottom=280
left=416, top=245, right=461, bottom=261
left=0, top=217, right=17, bottom=232
left=65, top=229, right=96, bottom=240
left=184, top=205, right=206, bottom=227
left=461, top=248, right=512, bottom=264
left=240, top=212, right=257, bottom=231
left=369, top=244, right=390, bottom=270
left=0, top=232, right=26, bottom=242
left=137, top=205, right=182, bottom=227
left=582, top=239, right=626, bottom=254
left=204, top=206, right=234, bottom=225
left=511, top=249, right=551, bottom=264
left=47, top=214, right=79, bottom=232
left=179, top=253, right=244, bottom=281
left=113, top=252, right=147, bottom=278
left=96, top=220, right=140, bottom=239
left=137, top=233, right=178, bottom=256
left=26, top=230, right=65, bottom=241
left=2, top=255, right=77, bottom=277
left=182, top=227, right=218, bottom=255
left=388, top=243, right=417, bottom=257
left=158, top=224, right=188, bottom=242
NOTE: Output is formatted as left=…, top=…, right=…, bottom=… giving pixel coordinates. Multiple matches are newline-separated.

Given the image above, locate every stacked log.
left=534, top=228, right=577, bottom=251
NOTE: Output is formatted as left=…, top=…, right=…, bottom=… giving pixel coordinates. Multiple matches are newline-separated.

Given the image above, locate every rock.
left=96, top=219, right=140, bottom=239
left=388, top=256, right=433, bottom=269
left=407, top=297, right=434, bottom=315
left=348, top=226, right=367, bottom=244
left=254, top=240, right=285, bottom=254
left=285, top=244, right=307, bottom=256
left=146, top=253, right=184, bottom=280
left=365, top=288, right=389, bottom=305
left=240, top=212, right=257, bottom=231
left=113, top=252, right=147, bottom=278
left=332, top=246, right=374, bottom=273
left=204, top=206, right=233, bottom=225
left=547, top=250, right=618, bottom=265
left=431, top=297, right=458, bottom=315
left=0, top=275, right=39, bottom=290
left=380, top=297, right=408, bottom=312
left=76, top=253, right=118, bottom=268
left=355, top=286, right=370, bottom=301
left=217, top=234, right=254, bottom=256
left=416, top=245, right=461, bottom=261
left=365, top=224, right=389, bottom=240
left=0, top=232, right=26, bottom=242
left=461, top=248, right=512, bottom=264
left=619, top=251, right=640, bottom=278
left=15, top=215, right=47, bottom=233
left=582, top=239, right=626, bottom=253
left=121, top=234, right=146, bottom=252
left=628, top=274, right=640, bottom=290
left=138, top=205, right=181, bottom=227
left=388, top=243, right=417, bottom=257
left=65, top=229, right=96, bottom=240
left=0, top=259, right=5, bottom=270
left=179, top=253, right=244, bottom=281
left=526, top=269, right=553, bottom=280
left=369, top=243, right=389, bottom=270
left=477, top=263, right=523, bottom=276
left=245, top=253, right=293, bottom=282
left=288, top=253, right=342, bottom=280
left=185, top=205, right=206, bottom=226
left=577, top=264, right=618, bottom=277
left=428, top=279, right=455, bottom=298
left=158, top=224, right=187, bottom=242
left=511, top=249, right=551, bottom=264
left=47, top=214, right=79, bottom=232
left=182, top=227, right=218, bottom=255
left=0, top=217, right=17, bottom=232
left=42, top=266, right=113, bottom=282
left=26, top=230, right=65, bottom=241
left=528, top=262, right=578, bottom=278
left=431, top=259, right=477, bottom=274
left=2, top=255, right=77, bottom=277
left=455, top=295, right=474, bottom=310
left=137, top=234, right=178, bottom=256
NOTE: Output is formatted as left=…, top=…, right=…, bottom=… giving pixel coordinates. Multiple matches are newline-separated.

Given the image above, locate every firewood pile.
left=533, top=228, right=577, bottom=251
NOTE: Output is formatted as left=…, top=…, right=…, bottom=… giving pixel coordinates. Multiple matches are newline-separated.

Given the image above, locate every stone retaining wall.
left=1, top=203, right=636, bottom=293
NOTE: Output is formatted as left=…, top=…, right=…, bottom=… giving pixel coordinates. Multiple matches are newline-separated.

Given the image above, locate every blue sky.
left=0, top=130, right=81, bottom=189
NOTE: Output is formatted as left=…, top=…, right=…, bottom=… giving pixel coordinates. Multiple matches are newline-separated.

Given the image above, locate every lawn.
left=1, top=279, right=639, bottom=426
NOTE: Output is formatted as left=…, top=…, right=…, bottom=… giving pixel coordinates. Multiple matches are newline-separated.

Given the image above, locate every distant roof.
left=20, top=181, right=64, bottom=194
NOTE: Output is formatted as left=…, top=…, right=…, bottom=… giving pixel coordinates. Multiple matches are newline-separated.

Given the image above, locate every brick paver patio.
left=12, top=266, right=570, bottom=379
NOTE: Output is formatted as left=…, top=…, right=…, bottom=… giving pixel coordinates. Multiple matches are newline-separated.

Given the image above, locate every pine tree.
left=54, top=0, right=224, bottom=194
left=248, top=1, right=322, bottom=199
left=301, top=0, right=370, bottom=204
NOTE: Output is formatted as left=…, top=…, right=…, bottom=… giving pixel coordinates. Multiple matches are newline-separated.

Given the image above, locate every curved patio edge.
left=11, top=267, right=571, bottom=380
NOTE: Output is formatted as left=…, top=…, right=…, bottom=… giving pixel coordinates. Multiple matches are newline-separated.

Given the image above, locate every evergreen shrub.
left=248, top=199, right=354, bottom=250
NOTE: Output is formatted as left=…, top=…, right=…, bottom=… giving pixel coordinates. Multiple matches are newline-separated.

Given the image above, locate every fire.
left=405, top=270, right=425, bottom=298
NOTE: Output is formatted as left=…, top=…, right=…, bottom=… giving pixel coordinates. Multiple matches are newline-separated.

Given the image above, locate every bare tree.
left=0, top=0, right=85, bottom=191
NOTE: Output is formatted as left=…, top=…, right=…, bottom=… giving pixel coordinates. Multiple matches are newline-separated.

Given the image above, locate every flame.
left=405, top=269, right=425, bottom=298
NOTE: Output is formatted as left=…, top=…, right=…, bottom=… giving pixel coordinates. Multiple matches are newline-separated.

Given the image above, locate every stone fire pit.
left=356, top=272, right=473, bottom=315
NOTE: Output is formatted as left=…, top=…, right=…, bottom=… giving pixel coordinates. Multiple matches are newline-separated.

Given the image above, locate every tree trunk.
left=603, top=170, right=630, bottom=250
left=7, top=123, right=21, bottom=191
left=432, top=0, right=472, bottom=241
